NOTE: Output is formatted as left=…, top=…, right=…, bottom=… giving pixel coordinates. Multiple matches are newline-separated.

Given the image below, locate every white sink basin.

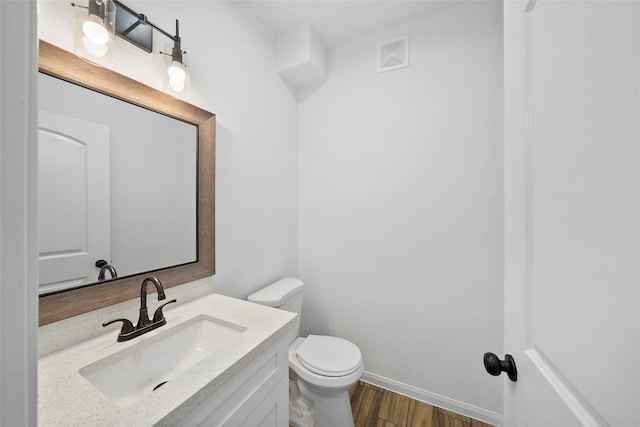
left=79, top=315, right=247, bottom=407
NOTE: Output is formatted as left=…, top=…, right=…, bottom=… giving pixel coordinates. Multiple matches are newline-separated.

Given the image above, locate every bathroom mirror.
left=38, top=73, right=198, bottom=294
left=38, top=40, right=215, bottom=325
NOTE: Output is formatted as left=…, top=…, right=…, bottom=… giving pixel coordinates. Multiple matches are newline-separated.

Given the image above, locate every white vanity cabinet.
left=170, top=333, right=290, bottom=427
left=39, top=293, right=296, bottom=427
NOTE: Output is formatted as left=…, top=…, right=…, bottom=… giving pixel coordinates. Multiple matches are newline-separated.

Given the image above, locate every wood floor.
left=290, top=381, right=495, bottom=427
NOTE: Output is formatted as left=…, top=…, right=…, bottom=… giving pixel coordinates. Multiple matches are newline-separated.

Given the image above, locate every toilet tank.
left=248, top=278, right=304, bottom=341
left=247, top=277, right=304, bottom=315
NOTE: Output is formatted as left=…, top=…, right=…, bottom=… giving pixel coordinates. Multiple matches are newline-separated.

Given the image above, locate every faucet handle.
left=102, top=318, right=135, bottom=335
left=152, top=299, right=177, bottom=323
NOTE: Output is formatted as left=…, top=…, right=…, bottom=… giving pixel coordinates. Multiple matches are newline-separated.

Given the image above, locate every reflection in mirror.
left=38, top=73, right=197, bottom=294
left=38, top=40, right=215, bottom=326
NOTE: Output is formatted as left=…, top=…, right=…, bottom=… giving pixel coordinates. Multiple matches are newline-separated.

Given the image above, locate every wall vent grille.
left=377, top=36, right=409, bottom=73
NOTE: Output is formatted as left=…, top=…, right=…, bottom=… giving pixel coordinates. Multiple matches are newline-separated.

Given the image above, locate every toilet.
left=248, top=278, right=364, bottom=427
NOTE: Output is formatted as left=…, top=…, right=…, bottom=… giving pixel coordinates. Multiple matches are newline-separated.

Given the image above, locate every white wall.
left=38, top=0, right=299, bottom=298
left=0, top=1, right=38, bottom=425
left=298, top=1, right=503, bottom=421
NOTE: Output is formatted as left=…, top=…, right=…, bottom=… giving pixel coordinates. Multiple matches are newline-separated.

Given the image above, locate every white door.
left=38, top=111, right=111, bottom=293
left=503, top=1, right=639, bottom=426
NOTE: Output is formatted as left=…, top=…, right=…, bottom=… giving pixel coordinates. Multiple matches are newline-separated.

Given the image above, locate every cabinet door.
left=237, top=376, right=288, bottom=427
left=174, top=335, right=289, bottom=427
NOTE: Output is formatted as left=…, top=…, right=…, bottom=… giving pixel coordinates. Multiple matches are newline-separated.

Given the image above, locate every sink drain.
left=153, top=381, right=168, bottom=392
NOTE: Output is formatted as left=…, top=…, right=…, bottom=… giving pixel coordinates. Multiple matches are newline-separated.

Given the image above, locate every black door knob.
left=483, top=352, right=517, bottom=382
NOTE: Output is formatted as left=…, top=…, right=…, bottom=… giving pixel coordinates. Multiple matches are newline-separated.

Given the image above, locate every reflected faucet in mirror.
left=98, top=264, right=118, bottom=281
left=102, top=276, right=177, bottom=342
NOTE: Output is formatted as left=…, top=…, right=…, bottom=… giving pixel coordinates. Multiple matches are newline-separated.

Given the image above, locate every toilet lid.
left=294, top=335, right=362, bottom=377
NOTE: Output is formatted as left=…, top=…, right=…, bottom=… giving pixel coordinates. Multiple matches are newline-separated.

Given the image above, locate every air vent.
left=377, top=35, right=409, bottom=73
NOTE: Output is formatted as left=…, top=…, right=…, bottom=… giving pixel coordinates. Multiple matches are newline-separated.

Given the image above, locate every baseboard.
left=360, top=371, right=503, bottom=427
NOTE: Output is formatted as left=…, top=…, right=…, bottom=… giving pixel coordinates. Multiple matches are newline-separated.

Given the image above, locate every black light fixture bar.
left=112, top=0, right=181, bottom=55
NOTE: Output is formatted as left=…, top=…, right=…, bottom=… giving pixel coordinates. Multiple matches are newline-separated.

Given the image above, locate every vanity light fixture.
left=161, top=20, right=189, bottom=96
left=72, top=0, right=189, bottom=96
left=73, top=0, right=116, bottom=64
left=113, top=0, right=189, bottom=96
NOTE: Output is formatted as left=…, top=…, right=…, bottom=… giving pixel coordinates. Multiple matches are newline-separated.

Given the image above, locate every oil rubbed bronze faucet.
left=103, top=276, right=177, bottom=342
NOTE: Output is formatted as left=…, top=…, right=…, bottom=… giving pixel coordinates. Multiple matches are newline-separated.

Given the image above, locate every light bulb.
left=82, top=36, right=109, bottom=57
left=169, top=78, right=185, bottom=93
left=82, top=15, right=109, bottom=45
left=167, top=61, right=186, bottom=83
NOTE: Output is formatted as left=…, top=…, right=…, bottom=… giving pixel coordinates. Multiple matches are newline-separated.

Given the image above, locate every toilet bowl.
left=288, top=336, right=364, bottom=427
left=247, top=278, right=364, bottom=427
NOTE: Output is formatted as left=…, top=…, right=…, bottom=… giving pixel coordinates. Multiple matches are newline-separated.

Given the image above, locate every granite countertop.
left=38, top=293, right=296, bottom=426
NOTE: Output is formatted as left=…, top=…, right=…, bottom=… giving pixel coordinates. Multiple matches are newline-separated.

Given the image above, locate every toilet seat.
left=294, top=335, right=362, bottom=377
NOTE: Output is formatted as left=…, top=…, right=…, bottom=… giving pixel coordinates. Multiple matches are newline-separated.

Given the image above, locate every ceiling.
left=242, top=1, right=459, bottom=48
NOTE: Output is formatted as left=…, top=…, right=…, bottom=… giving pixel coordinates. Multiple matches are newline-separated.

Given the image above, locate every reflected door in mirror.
left=38, top=111, right=111, bottom=294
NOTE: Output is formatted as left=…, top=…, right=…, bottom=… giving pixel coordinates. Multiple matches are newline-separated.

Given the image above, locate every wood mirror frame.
left=38, top=40, right=215, bottom=326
